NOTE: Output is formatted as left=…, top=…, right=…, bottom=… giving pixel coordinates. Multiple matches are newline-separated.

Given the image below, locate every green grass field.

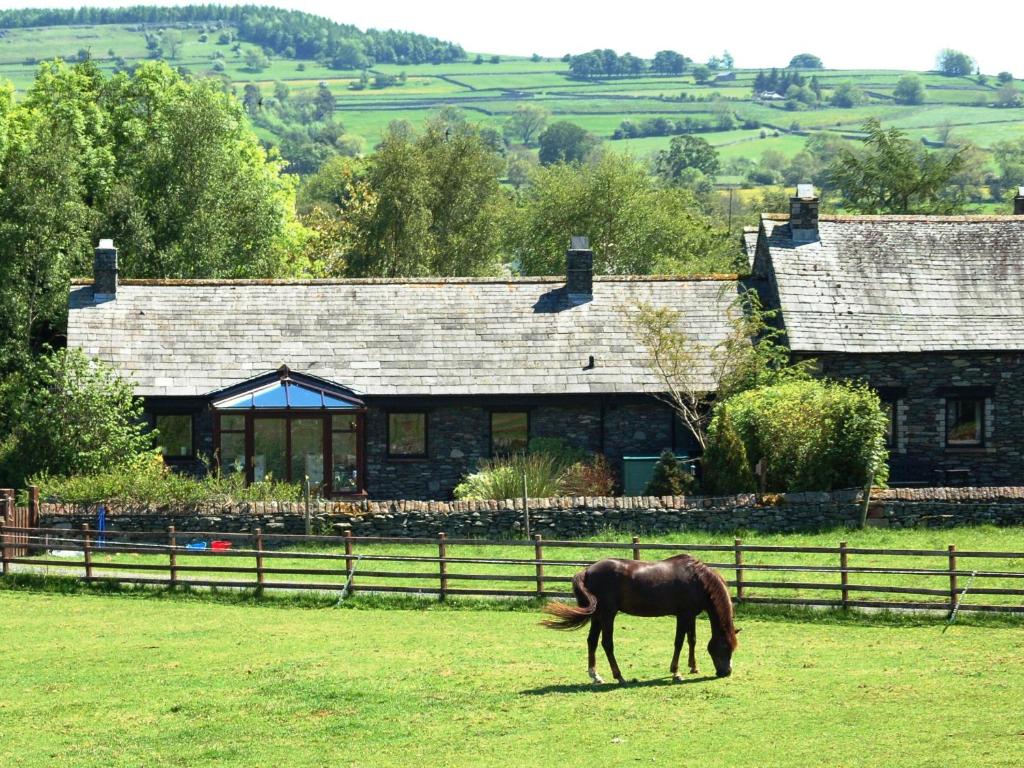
left=0, top=586, right=1021, bottom=767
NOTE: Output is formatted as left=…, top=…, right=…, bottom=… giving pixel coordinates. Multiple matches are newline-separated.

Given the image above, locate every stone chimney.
left=790, top=183, right=819, bottom=243
left=93, top=239, right=118, bottom=300
left=566, top=235, right=593, bottom=301
left=1015, top=186, right=1024, bottom=215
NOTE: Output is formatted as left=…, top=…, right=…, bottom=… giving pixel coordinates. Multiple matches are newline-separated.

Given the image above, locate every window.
left=882, top=401, right=895, bottom=449
left=155, top=414, right=193, bottom=459
left=388, top=412, right=427, bottom=458
left=946, top=397, right=984, bottom=447
left=218, top=414, right=246, bottom=475
left=491, top=412, right=528, bottom=455
left=332, top=415, right=360, bottom=493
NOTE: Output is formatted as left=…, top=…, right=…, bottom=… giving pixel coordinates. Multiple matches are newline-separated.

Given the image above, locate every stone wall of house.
left=362, top=398, right=682, bottom=500
left=31, top=487, right=1024, bottom=539
left=814, top=352, right=1024, bottom=487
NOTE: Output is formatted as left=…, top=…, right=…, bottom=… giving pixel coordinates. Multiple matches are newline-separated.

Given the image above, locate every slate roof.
left=756, top=214, right=1024, bottom=353
left=67, top=276, right=740, bottom=398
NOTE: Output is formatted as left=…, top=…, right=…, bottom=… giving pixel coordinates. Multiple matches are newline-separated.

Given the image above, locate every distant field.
left=2, top=21, right=1023, bottom=173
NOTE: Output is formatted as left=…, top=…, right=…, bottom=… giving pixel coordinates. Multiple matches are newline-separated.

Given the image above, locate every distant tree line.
left=565, top=48, right=733, bottom=80
left=0, top=5, right=465, bottom=67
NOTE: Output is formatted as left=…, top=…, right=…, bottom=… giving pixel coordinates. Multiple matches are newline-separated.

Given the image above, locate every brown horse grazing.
left=542, top=554, right=739, bottom=683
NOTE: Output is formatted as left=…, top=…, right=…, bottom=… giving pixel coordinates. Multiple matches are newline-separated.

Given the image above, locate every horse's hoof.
left=673, top=673, right=684, bottom=682
left=589, top=670, right=605, bottom=685
left=689, top=667, right=699, bottom=674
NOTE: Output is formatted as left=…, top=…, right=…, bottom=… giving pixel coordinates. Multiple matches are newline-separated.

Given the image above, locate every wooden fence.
left=1, top=524, right=1023, bottom=614
left=0, top=488, right=36, bottom=558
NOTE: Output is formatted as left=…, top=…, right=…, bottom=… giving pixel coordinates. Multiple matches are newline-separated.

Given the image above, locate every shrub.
left=0, top=349, right=153, bottom=488
left=644, top=449, right=695, bottom=496
left=722, top=379, right=888, bottom=492
left=560, top=454, right=617, bottom=496
left=454, top=438, right=618, bottom=500
left=31, top=453, right=302, bottom=505
left=454, top=452, right=564, bottom=500
left=702, top=406, right=756, bottom=494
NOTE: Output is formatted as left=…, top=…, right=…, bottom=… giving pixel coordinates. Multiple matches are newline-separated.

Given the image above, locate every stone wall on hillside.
left=28, top=487, right=1024, bottom=539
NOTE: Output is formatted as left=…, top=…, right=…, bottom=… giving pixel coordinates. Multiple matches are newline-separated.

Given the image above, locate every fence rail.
left=2, top=524, right=1024, bottom=614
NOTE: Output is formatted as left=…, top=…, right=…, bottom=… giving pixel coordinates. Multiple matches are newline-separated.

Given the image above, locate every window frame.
left=153, top=413, right=194, bottom=460
left=386, top=411, right=429, bottom=460
left=489, top=410, right=530, bottom=457
left=214, top=411, right=366, bottom=496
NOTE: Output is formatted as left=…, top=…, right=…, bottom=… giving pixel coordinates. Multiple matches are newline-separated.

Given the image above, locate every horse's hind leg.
left=685, top=613, right=698, bottom=674
left=600, top=613, right=625, bottom=683
left=670, top=615, right=686, bottom=682
left=587, top=616, right=604, bottom=684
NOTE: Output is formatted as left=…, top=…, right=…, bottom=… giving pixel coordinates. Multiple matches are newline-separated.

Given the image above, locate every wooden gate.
left=1, top=488, right=38, bottom=562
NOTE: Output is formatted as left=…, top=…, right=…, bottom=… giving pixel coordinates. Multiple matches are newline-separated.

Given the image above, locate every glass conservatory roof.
left=211, top=368, right=363, bottom=411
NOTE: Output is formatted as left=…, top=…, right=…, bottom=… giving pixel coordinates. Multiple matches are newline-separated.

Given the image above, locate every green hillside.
left=1, top=6, right=1023, bottom=194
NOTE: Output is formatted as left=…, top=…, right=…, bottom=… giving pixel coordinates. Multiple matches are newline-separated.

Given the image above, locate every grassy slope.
left=2, top=22, right=1023, bottom=166
left=0, top=588, right=1021, bottom=767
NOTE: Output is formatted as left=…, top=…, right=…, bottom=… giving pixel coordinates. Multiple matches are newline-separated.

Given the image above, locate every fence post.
left=839, top=541, right=849, bottom=609
left=254, top=527, right=265, bottom=594
left=632, top=536, right=641, bottom=561
left=344, top=530, right=355, bottom=594
left=522, top=473, right=530, bottom=538
left=734, top=538, right=744, bottom=601
left=533, top=534, right=544, bottom=597
left=438, top=532, right=448, bottom=602
left=303, top=478, right=312, bottom=537
left=28, top=486, right=40, bottom=553
left=82, top=524, right=93, bottom=581
left=168, top=526, right=177, bottom=588
left=948, top=544, right=958, bottom=613
left=0, top=522, right=7, bottom=577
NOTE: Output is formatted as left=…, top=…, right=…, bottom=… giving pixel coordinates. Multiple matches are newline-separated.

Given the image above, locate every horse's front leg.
left=686, top=613, right=698, bottom=674
left=600, top=613, right=625, bottom=683
left=587, top=616, right=604, bottom=684
left=671, top=614, right=686, bottom=682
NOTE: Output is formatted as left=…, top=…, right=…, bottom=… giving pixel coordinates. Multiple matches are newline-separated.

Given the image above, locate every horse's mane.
left=695, top=560, right=738, bottom=650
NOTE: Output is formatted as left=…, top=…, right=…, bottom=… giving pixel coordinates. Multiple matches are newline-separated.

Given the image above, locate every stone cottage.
left=748, top=186, right=1024, bottom=486
left=68, top=239, right=739, bottom=499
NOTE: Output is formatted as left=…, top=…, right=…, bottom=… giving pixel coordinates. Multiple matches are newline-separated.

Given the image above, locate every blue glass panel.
left=250, top=383, right=289, bottom=408
left=286, top=384, right=324, bottom=408
left=323, top=392, right=358, bottom=409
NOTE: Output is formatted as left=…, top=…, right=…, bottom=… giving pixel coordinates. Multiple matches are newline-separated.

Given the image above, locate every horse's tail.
left=541, top=570, right=597, bottom=630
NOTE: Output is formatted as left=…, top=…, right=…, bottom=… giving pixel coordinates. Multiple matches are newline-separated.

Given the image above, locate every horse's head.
left=708, top=627, right=740, bottom=678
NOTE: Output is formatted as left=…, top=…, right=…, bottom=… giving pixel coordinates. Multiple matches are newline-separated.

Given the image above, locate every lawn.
left=0, top=587, right=1020, bottom=767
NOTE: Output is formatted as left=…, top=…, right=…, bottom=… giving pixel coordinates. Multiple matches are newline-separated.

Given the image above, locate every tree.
left=997, top=71, right=1014, bottom=84
left=508, top=152, right=735, bottom=279
left=242, top=82, right=262, bottom=116
left=331, top=38, right=369, bottom=70
left=0, top=348, right=153, bottom=487
left=828, top=118, right=967, bottom=213
left=645, top=449, right=695, bottom=496
left=691, top=64, right=712, bottom=84
left=628, top=289, right=808, bottom=450
left=937, top=49, right=974, bottom=76
left=701, top=406, right=755, bottom=494
left=788, top=53, right=823, bottom=69
left=310, top=118, right=510, bottom=278
left=504, top=104, right=549, bottom=146
left=537, top=121, right=598, bottom=165
left=651, top=50, right=686, bottom=75
left=830, top=82, right=864, bottom=107
left=244, top=47, right=269, bottom=72
left=161, top=29, right=184, bottom=59
left=995, top=82, right=1023, bottom=108
left=991, top=137, right=1024, bottom=198
left=314, top=83, right=335, bottom=120
left=656, top=135, right=720, bottom=184
left=893, top=74, right=926, bottom=105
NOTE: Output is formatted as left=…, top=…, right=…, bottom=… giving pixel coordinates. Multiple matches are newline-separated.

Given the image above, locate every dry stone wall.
left=32, top=487, right=1024, bottom=538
